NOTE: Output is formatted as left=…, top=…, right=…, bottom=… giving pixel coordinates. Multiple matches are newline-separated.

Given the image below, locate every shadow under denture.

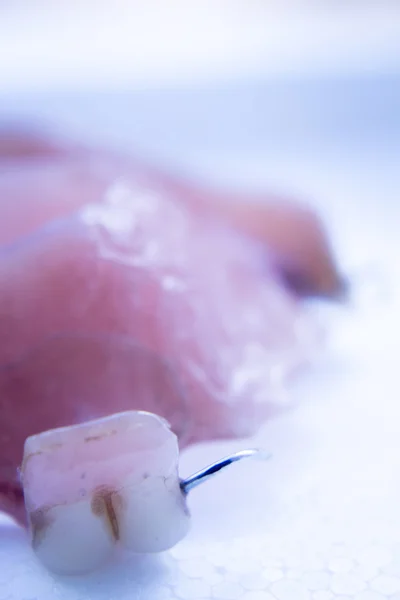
left=280, top=264, right=349, bottom=301
left=0, top=482, right=26, bottom=526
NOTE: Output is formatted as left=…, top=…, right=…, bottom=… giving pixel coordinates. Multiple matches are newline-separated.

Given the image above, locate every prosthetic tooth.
left=20, top=409, right=262, bottom=575
left=20, top=410, right=190, bottom=575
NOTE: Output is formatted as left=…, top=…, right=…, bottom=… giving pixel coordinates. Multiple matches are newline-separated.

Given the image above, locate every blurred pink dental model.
left=0, top=130, right=342, bottom=564
left=20, top=409, right=261, bottom=575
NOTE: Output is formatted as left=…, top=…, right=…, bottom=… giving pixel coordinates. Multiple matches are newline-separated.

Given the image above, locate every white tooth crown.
left=117, top=471, right=190, bottom=553
left=20, top=411, right=191, bottom=574
left=29, top=497, right=115, bottom=575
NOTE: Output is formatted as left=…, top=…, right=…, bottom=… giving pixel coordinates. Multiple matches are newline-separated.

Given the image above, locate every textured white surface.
left=0, top=60, right=400, bottom=600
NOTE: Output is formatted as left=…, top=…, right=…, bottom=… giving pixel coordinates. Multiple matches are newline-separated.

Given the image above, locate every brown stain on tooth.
left=84, top=430, right=117, bottom=443
left=30, top=507, right=52, bottom=550
left=91, top=486, right=120, bottom=541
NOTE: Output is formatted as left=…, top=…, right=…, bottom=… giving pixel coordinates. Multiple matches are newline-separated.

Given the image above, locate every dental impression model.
left=20, top=410, right=260, bottom=575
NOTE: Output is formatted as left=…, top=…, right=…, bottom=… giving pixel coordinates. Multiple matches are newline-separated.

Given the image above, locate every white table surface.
left=1, top=7, right=400, bottom=596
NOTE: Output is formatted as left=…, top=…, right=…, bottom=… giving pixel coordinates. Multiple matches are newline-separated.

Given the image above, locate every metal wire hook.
left=180, top=448, right=271, bottom=494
